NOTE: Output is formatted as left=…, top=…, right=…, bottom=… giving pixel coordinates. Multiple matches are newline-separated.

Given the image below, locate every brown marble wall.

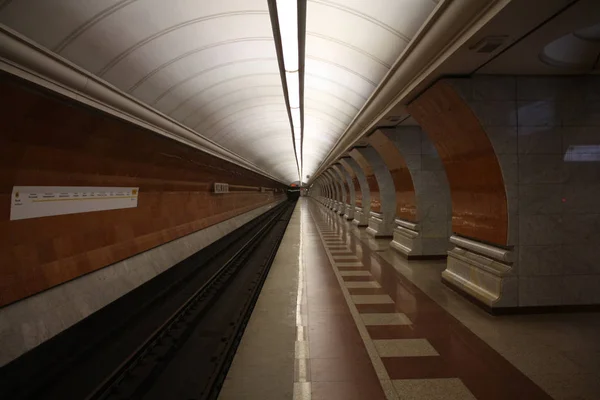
left=368, top=131, right=417, bottom=222
left=0, top=75, right=285, bottom=307
left=407, top=81, right=508, bottom=245
left=349, top=149, right=381, bottom=213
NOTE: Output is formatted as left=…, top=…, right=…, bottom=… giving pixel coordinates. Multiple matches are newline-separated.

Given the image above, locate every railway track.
left=1, top=201, right=295, bottom=400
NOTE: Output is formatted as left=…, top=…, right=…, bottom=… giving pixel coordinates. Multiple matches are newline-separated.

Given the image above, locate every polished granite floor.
left=219, top=199, right=600, bottom=400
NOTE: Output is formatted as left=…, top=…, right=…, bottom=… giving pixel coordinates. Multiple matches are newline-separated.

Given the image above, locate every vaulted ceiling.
left=0, top=0, right=439, bottom=183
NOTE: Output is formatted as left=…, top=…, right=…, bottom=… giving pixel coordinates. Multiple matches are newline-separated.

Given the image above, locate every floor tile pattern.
left=308, top=201, right=554, bottom=400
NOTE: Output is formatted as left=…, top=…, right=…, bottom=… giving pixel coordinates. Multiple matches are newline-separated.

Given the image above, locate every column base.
left=351, top=206, right=368, bottom=227
left=344, top=203, right=354, bottom=220
left=390, top=219, right=449, bottom=259
left=337, top=203, right=346, bottom=216
left=390, top=219, right=420, bottom=257
left=442, top=235, right=517, bottom=309
left=365, top=212, right=394, bottom=237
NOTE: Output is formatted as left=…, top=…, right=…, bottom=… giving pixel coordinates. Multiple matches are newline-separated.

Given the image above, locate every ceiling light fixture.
left=275, top=0, right=303, bottom=183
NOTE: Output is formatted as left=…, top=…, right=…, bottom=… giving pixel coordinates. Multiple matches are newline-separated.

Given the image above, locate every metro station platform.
left=218, top=198, right=600, bottom=400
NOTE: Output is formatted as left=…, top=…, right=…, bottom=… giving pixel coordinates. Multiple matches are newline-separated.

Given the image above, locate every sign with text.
left=213, top=183, right=229, bottom=193
left=10, top=186, right=139, bottom=221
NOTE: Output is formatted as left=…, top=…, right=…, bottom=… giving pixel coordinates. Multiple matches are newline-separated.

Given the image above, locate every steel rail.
left=85, top=202, right=291, bottom=400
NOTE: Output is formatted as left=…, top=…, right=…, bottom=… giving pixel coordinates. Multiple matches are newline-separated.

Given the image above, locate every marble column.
left=321, top=173, right=332, bottom=209
left=324, top=169, right=340, bottom=212
left=320, top=172, right=331, bottom=209
left=330, top=165, right=348, bottom=217
left=409, top=78, right=517, bottom=308
left=325, top=168, right=340, bottom=213
left=333, top=163, right=355, bottom=220
left=349, top=147, right=396, bottom=237
left=316, top=177, right=328, bottom=206
left=371, top=128, right=452, bottom=258
left=339, top=157, right=370, bottom=226
left=313, top=177, right=321, bottom=205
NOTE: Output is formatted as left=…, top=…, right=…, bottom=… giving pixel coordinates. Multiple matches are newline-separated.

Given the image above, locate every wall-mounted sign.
left=10, top=186, right=139, bottom=221
left=213, top=183, right=229, bottom=193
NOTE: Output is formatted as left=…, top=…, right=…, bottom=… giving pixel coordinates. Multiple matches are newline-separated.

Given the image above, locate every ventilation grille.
left=470, top=36, right=507, bottom=53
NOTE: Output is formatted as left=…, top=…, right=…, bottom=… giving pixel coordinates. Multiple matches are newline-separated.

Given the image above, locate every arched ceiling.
left=302, top=0, right=439, bottom=180
left=0, top=0, right=439, bottom=184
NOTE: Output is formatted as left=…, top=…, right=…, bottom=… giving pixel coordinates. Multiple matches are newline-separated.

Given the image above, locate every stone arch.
left=320, top=173, right=332, bottom=208
left=339, top=157, right=370, bottom=226
left=408, top=78, right=512, bottom=308
left=349, top=147, right=396, bottom=237
left=408, top=80, right=508, bottom=245
left=330, top=166, right=348, bottom=216
left=315, top=176, right=328, bottom=206
left=333, top=163, right=355, bottom=220
left=368, top=130, right=417, bottom=221
left=310, top=178, right=320, bottom=203
left=369, top=128, right=452, bottom=257
left=323, top=169, right=340, bottom=211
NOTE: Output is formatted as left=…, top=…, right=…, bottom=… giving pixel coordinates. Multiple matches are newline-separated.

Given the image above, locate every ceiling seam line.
left=305, top=73, right=368, bottom=100
left=199, top=103, right=288, bottom=135
left=306, top=55, right=378, bottom=86
left=97, top=10, right=269, bottom=76
left=54, top=0, right=136, bottom=53
left=304, top=87, right=360, bottom=111
left=191, top=94, right=285, bottom=128
left=306, top=31, right=391, bottom=68
left=180, top=85, right=284, bottom=125
left=308, top=0, right=410, bottom=42
left=205, top=114, right=292, bottom=139
left=150, top=57, right=277, bottom=105
left=167, top=73, right=280, bottom=116
left=128, top=37, right=274, bottom=92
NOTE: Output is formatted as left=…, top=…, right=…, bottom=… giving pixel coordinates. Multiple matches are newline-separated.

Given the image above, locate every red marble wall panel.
left=407, top=81, right=508, bottom=245
left=368, top=131, right=417, bottom=222
left=349, top=149, right=381, bottom=213
left=0, top=75, right=285, bottom=306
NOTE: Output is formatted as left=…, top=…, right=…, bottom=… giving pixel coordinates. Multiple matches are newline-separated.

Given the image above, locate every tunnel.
left=1, top=1, right=600, bottom=399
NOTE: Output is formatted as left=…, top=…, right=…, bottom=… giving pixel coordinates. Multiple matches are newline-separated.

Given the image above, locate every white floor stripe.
left=334, top=261, right=364, bottom=267
left=344, top=281, right=381, bottom=288
left=352, top=295, right=394, bottom=304
left=331, top=255, right=359, bottom=260
left=339, top=270, right=371, bottom=276
left=310, top=206, right=398, bottom=400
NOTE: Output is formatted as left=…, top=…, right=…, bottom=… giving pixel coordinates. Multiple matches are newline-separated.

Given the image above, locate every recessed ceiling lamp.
left=540, top=22, right=600, bottom=72
left=274, top=0, right=303, bottom=182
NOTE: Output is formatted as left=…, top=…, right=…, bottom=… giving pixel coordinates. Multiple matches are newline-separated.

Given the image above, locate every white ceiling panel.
left=0, top=0, right=439, bottom=184
left=154, top=59, right=280, bottom=112
left=303, top=0, right=438, bottom=178
left=0, top=0, right=123, bottom=50
left=0, top=0, right=297, bottom=183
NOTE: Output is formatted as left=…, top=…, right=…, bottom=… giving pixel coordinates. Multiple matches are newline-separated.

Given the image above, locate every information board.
left=10, top=186, right=139, bottom=221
